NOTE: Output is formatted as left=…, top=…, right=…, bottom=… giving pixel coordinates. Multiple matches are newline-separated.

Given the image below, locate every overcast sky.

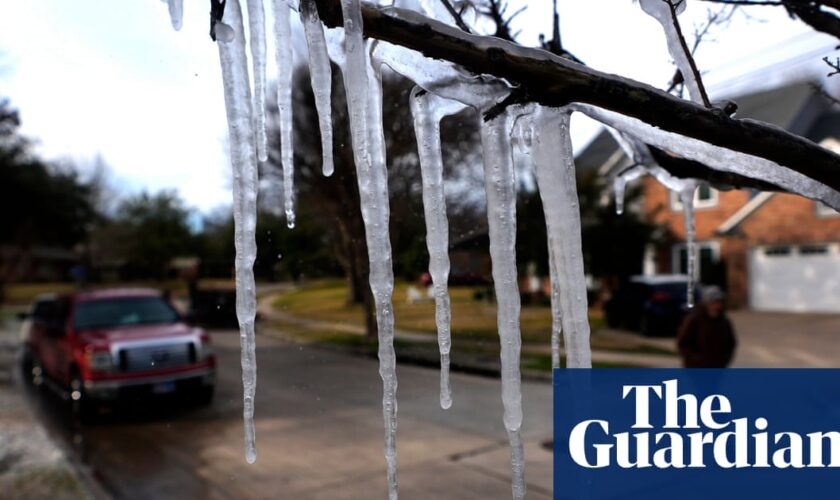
left=0, top=1, right=836, bottom=212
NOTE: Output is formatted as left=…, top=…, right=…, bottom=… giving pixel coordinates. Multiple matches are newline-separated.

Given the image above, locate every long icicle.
left=273, top=0, right=296, bottom=227
left=216, top=0, right=259, bottom=465
left=246, top=0, right=268, bottom=162
left=409, top=87, right=466, bottom=409
left=532, top=106, right=592, bottom=369
left=340, top=0, right=370, bottom=170
left=479, top=109, right=526, bottom=500
left=364, top=50, right=400, bottom=500
left=680, top=186, right=698, bottom=308
left=335, top=15, right=400, bottom=494
left=299, top=0, right=335, bottom=176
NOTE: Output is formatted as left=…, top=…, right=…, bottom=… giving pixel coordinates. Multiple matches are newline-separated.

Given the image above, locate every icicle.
left=272, top=0, right=296, bottom=227
left=680, top=186, right=697, bottom=308
left=340, top=0, right=371, bottom=171
left=548, top=242, right=562, bottom=369
left=612, top=165, right=646, bottom=215
left=246, top=0, right=268, bottom=162
left=216, top=0, right=259, bottom=465
left=627, top=164, right=699, bottom=306
left=479, top=109, right=526, bottom=500
left=334, top=23, right=399, bottom=495
left=530, top=106, right=592, bottom=370
left=167, top=0, right=184, bottom=30
left=299, top=0, right=335, bottom=176
left=409, top=88, right=466, bottom=410
left=364, top=51, right=399, bottom=500
left=639, top=0, right=705, bottom=105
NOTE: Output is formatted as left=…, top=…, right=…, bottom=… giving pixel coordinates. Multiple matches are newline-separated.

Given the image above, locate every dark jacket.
left=677, top=306, right=737, bottom=368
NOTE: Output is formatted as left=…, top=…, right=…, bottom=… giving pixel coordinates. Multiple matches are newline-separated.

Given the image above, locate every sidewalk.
left=0, top=314, right=92, bottom=500
left=257, top=293, right=680, bottom=374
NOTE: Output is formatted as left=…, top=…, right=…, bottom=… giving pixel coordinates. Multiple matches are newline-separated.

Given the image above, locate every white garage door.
left=750, top=243, right=840, bottom=313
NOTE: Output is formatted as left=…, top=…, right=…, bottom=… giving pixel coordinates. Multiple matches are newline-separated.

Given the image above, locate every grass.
left=521, top=354, right=640, bottom=371
left=270, top=321, right=638, bottom=372
left=274, top=279, right=605, bottom=345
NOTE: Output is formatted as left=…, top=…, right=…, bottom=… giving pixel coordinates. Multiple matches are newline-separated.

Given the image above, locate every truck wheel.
left=195, top=386, right=214, bottom=407
left=29, top=353, right=45, bottom=388
left=19, top=345, right=34, bottom=383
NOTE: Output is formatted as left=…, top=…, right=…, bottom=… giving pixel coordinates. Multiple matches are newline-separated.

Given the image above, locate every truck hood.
left=78, top=322, right=196, bottom=344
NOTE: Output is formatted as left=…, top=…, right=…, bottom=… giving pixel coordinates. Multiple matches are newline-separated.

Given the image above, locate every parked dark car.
left=604, top=275, right=700, bottom=337
left=21, top=289, right=216, bottom=411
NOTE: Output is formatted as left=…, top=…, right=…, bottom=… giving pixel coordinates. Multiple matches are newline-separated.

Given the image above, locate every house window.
left=800, top=244, right=829, bottom=256
left=670, top=184, right=718, bottom=211
left=816, top=202, right=839, bottom=218
left=672, top=241, right=721, bottom=282
left=764, top=246, right=791, bottom=257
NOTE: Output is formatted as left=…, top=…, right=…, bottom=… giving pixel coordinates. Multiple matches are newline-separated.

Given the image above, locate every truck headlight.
left=87, top=351, right=114, bottom=372
left=198, top=331, right=214, bottom=360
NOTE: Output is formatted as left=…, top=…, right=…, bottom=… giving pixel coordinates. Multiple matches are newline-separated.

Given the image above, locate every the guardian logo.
left=568, top=379, right=840, bottom=469
left=554, top=369, right=840, bottom=499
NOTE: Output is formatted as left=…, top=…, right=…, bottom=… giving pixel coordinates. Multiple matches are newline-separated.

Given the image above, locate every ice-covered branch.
left=699, top=0, right=840, bottom=41
left=313, top=0, right=840, bottom=195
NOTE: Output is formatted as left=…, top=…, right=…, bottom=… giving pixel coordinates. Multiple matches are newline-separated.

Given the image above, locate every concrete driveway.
left=730, top=310, right=840, bottom=367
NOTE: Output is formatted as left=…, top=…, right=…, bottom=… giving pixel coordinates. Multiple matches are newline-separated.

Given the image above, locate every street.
left=14, top=309, right=840, bottom=499
left=25, top=329, right=554, bottom=499
left=730, top=311, right=840, bottom=367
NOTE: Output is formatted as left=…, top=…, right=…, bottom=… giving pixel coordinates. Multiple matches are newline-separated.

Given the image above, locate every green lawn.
left=273, top=279, right=605, bottom=345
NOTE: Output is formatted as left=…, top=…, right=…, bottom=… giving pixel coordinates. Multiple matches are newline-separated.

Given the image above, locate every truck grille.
left=118, top=343, right=196, bottom=372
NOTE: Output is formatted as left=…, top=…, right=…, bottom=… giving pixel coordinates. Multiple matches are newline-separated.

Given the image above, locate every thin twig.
left=665, top=0, right=712, bottom=107
left=438, top=0, right=473, bottom=34
left=823, top=55, right=840, bottom=76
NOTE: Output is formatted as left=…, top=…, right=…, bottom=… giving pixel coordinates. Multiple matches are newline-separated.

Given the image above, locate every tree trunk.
left=336, top=212, right=377, bottom=339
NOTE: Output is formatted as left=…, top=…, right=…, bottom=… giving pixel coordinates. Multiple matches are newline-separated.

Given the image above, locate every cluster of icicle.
left=164, top=0, right=840, bottom=498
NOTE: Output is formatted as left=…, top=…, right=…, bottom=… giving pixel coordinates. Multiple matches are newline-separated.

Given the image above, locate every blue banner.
left=554, top=369, right=840, bottom=499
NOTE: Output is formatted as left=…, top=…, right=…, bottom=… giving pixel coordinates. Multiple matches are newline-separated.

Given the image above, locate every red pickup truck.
left=21, top=288, right=216, bottom=408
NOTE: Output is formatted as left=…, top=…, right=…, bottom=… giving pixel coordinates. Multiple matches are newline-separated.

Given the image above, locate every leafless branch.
left=700, top=0, right=840, bottom=41
left=477, top=0, right=524, bottom=42
left=823, top=55, right=840, bottom=75
left=438, top=0, right=473, bottom=34
left=312, top=0, right=840, bottom=194
left=663, top=0, right=713, bottom=107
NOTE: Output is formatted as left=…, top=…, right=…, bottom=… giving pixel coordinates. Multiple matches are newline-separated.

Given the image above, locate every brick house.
left=577, top=82, right=840, bottom=313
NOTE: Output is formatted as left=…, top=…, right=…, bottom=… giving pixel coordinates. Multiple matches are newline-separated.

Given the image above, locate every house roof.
left=716, top=192, right=775, bottom=235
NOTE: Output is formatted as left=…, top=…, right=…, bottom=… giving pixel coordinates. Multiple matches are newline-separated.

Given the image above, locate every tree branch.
left=438, top=0, right=472, bottom=34
left=664, top=0, right=712, bottom=107
left=313, top=0, right=840, bottom=194
left=700, top=0, right=840, bottom=40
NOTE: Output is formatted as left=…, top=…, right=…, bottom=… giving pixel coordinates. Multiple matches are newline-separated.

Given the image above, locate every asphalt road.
left=25, top=329, right=554, bottom=499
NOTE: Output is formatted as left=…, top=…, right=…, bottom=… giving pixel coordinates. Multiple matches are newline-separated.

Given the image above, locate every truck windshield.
left=74, top=297, right=180, bottom=330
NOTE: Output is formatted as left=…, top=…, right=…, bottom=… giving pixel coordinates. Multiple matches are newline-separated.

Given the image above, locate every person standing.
left=677, top=286, right=737, bottom=368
